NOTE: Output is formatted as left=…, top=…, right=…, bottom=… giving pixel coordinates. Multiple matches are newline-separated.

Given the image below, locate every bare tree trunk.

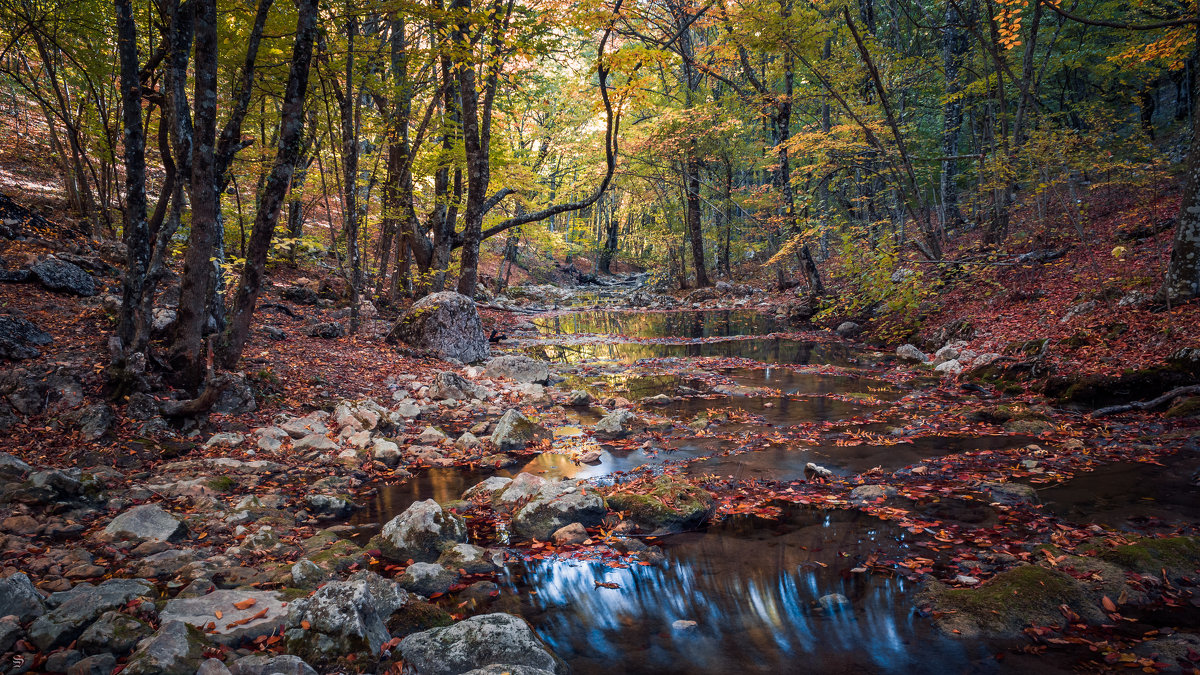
left=114, top=0, right=149, bottom=359
left=172, top=0, right=220, bottom=391
left=1158, top=20, right=1200, bottom=304
left=217, top=0, right=317, bottom=369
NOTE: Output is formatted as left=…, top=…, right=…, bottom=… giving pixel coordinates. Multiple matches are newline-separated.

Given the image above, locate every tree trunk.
left=941, top=0, right=968, bottom=229
left=114, top=0, right=149, bottom=359
left=217, top=0, right=317, bottom=369
left=172, top=0, right=220, bottom=391
left=1158, top=21, right=1200, bottom=304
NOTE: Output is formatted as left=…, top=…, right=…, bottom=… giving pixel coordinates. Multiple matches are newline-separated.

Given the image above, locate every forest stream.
left=341, top=298, right=1200, bottom=674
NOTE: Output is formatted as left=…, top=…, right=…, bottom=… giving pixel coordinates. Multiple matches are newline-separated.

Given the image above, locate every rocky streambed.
left=1, top=290, right=1199, bottom=675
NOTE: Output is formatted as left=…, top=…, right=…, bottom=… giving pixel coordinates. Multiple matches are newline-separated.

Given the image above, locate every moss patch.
left=1086, top=536, right=1200, bottom=577
left=206, top=476, right=236, bottom=493
left=386, top=600, right=453, bottom=637
left=606, top=477, right=716, bottom=533
left=1165, top=397, right=1200, bottom=418
left=921, top=565, right=1097, bottom=638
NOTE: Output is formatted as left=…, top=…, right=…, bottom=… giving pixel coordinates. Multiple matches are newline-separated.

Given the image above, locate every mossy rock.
left=606, top=477, right=716, bottom=534
left=1043, top=362, right=1199, bottom=409
left=307, top=539, right=367, bottom=573
left=386, top=599, right=453, bottom=637
left=1165, top=397, right=1200, bottom=419
left=206, top=476, right=236, bottom=493
left=1085, top=536, right=1200, bottom=578
left=919, top=565, right=1100, bottom=638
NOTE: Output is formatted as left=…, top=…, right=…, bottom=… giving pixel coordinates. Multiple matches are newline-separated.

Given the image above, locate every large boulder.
left=0, top=572, right=46, bottom=622
left=104, top=504, right=186, bottom=542
left=429, top=371, right=489, bottom=401
left=376, top=499, right=467, bottom=562
left=228, top=654, right=318, bottom=675
left=0, top=452, right=32, bottom=479
left=387, top=292, right=490, bottom=363
left=483, top=356, right=552, bottom=384
left=31, top=258, right=97, bottom=296
left=593, top=410, right=643, bottom=440
left=398, top=613, right=565, bottom=675
left=159, top=590, right=288, bottom=645
left=78, top=610, right=152, bottom=655
left=284, top=570, right=408, bottom=665
left=605, top=476, right=715, bottom=534
left=917, top=565, right=1101, bottom=638
left=398, top=562, right=459, bottom=597
left=29, top=578, right=154, bottom=650
left=0, top=315, right=53, bottom=360
left=490, top=409, right=551, bottom=451
left=512, top=482, right=606, bottom=540
left=122, top=620, right=209, bottom=675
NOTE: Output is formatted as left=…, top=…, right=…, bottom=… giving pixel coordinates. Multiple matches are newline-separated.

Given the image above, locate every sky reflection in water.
left=502, top=508, right=985, bottom=674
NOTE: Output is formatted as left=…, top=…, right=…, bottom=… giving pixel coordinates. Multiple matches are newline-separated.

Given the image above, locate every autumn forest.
left=0, top=0, right=1199, bottom=673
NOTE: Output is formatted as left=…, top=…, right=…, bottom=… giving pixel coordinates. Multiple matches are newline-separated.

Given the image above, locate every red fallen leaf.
left=214, top=610, right=223, bottom=619
left=300, top=620, right=311, bottom=630
left=594, top=581, right=620, bottom=589
left=1102, top=596, right=1117, bottom=612
left=233, top=599, right=257, bottom=611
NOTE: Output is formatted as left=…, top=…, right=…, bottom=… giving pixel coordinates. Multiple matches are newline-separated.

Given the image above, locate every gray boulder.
left=398, top=562, right=459, bottom=597
left=896, top=344, right=926, bottom=362
left=0, top=451, right=31, bottom=478
left=104, top=504, right=186, bottom=542
left=0, top=572, right=46, bottom=622
left=835, top=321, right=861, bottom=337
left=437, top=543, right=498, bottom=575
left=429, top=371, right=489, bottom=401
left=512, top=482, right=606, bottom=540
left=123, top=620, right=208, bottom=675
left=31, top=258, right=97, bottom=296
left=490, top=409, right=551, bottom=451
left=461, top=668, right=555, bottom=675
left=0, top=615, right=20, bottom=653
left=284, top=570, right=408, bottom=665
left=496, top=473, right=548, bottom=507
left=30, top=578, right=153, bottom=650
left=228, top=654, right=318, bottom=675
left=463, top=476, right=513, bottom=503
left=160, top=590, right=288, bottom=645
left=78, top=610, right=152, bottom=655
left=483, top=355, right=552, bottom=384
left=67, top=654, right=117, bottom=675
left=377, top=499, right=467, bottom=562
left=593, top=409, right=642, bottom=440
left=398, top=613, right=564, bottom=675
left=0, top=315, right=53, bottom=360
left=387, top=292, right=490, bottom=363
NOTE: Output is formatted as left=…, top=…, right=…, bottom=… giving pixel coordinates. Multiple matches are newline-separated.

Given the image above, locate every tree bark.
left=172, top=0, right=220, bottom=391
left=217, top=0, right=317, bottom=369
left=114, top=0, right=149, bottom=357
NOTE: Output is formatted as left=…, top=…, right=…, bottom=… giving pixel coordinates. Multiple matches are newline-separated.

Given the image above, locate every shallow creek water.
left=353, top=308, right=1175, bottom=673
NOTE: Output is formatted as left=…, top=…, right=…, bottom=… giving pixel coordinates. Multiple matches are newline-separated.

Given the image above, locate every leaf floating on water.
left=594, top=581, right=620, bottom=589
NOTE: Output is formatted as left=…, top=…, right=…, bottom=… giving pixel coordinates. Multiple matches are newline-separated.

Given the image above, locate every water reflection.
left=526, top=338, right=857, bottom=367
left=726, top=366, right=906, bottom=400
left=665, top=395, right=872, bottom=425
left=500, top=506, right=986, bottom=674
left=685, top=435, right=1037, bottom=480
left=534, top=310, right=788, bottom=339
left=1038, top=451, right=1200, bottom=528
